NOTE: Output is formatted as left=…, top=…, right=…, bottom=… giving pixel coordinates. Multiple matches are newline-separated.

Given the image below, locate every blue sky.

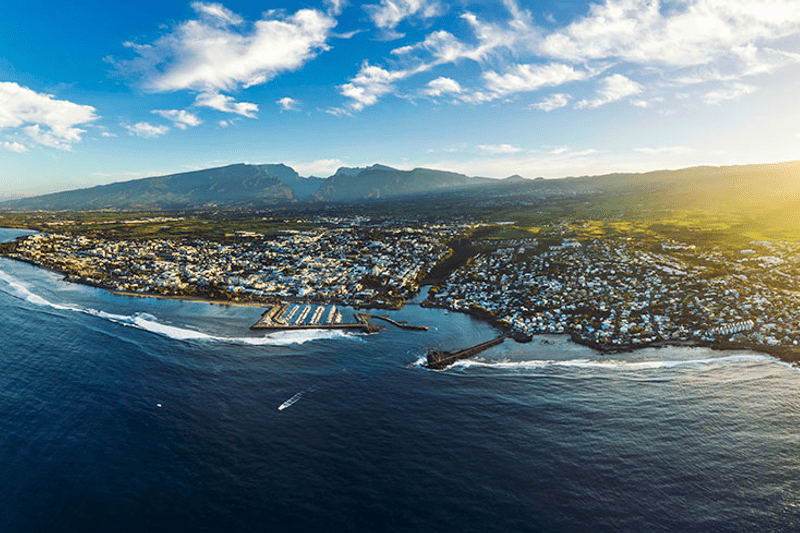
left=2, top=0, right=800, bottom=196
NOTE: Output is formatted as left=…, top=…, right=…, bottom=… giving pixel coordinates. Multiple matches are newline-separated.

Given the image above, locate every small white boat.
left=278, top=392, right=303, bottom=411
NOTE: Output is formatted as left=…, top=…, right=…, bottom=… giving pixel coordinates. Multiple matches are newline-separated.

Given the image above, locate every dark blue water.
left=2, top=227, right=800, bottom=532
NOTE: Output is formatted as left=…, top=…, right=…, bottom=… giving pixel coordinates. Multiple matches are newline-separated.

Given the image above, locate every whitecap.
left=229, top=329, right=357, bottom=346
left=451, top=353, right=774, bottom=371
left=0, top=269, right=356, bottom=345
left=0, top=270, right=76, bottom=311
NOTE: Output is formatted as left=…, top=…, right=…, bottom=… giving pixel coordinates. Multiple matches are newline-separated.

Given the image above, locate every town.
left=425, top=233, right=800, bottom=354
left=4, top=215, right=800, bottom=360
left=4, top=218, right=460, bottom=309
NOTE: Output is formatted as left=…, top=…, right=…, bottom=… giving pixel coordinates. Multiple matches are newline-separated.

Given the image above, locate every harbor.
left=251, top=302, right=379, bottom=333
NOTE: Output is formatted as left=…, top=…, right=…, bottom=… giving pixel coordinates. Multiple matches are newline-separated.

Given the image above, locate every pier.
left=365, top=314, right=429, bottom=331
left=426, top=334, right=511, bottom=370
left=251, top=302, right=379, bottom=332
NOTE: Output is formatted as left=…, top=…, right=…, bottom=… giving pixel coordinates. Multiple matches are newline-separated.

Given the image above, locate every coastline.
left=568, top=331, right=800, bottom=364
left=3, top=247, right=799, bottom=366
left=421, top=297, right=800, bottom=366
left=0, top=252, right=405, bottom=313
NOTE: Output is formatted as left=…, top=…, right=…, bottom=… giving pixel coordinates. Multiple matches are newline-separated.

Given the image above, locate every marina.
left=250, top=302, right=379, bottom=332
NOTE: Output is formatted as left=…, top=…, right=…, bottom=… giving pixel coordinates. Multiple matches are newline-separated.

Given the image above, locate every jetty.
left=365, top=314, right=429, bottom=331
left=426, top=331, right=531, bottom=369
left=426, top=334, right=509, bottom=369
left=251, top=302, right=379, bottom=333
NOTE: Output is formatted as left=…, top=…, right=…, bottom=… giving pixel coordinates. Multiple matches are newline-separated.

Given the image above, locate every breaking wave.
left=410, top=347, right=776, bottom=373
left=0, top=269, right=355, bottom=346
left=452, top=354, right=774, bottom=371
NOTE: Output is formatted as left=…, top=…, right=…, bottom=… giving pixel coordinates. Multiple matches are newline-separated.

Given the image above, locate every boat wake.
left=278, top=385, right=318, bottom=411
left=0, top=270, right=356, bottom=346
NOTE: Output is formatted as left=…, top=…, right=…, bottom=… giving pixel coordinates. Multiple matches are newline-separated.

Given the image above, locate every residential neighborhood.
left=424, top=234, right=800, bottom=351
left=6, top=217, right=800, bottom=354
left=6, top=218, right=460, bottom=309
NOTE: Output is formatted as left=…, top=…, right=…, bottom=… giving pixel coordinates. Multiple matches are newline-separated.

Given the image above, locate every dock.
left=426, top=334, right=510, bottom=370
left=251, top=302, right=379, bottom=332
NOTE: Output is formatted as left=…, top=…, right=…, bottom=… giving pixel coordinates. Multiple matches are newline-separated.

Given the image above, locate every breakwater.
left=426, top=330, right=533, bottom=369
left=364, top=314, right=429, bottom=331
left=426, top=334, right=509, bottom=370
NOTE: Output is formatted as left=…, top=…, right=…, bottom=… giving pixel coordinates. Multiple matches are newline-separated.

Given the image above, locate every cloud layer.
left=337, top=0, right=800, bottom=112
left=8, top=0, right=800, bottom=156
left=104, top=0, right=800, bottom=129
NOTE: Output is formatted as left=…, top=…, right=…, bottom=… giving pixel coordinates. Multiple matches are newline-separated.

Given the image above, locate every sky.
left=1, top=0, right=800, bottom=196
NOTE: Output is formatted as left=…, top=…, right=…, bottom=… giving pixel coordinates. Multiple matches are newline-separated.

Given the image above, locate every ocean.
left=2, top=227, right=800, bottom=532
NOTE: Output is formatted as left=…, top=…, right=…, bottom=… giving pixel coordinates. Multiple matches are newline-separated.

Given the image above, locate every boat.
left=278, top=392, right=303, bottom=411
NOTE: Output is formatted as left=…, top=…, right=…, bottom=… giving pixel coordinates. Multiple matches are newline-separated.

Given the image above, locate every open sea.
left=3, top=227, right=800, bottom=532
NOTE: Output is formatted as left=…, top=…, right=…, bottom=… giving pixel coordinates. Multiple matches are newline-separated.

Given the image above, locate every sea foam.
left=0, top=269, right=355, bottom=346
left=452, top=353, right=774, bottom=371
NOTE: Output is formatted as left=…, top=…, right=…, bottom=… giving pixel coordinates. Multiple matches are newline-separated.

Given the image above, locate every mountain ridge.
left=3, top=160, right=800, bottom=215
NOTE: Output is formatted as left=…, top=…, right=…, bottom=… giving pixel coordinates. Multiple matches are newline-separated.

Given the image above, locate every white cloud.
left=324, top=106, right=352, bottom=117
left=704, top=83, right=756, bottom=104
left=481, top=63, right=590, bottom=100
left=1, top=141, right=27, bottom=153
left=391, top=2, right=537, bottom=65
left=117, top=4, right=336, bottom=93
left=392, top=30, right=470, bottom=62
left=195, top=92, right=258, bottom=117
left=341, top=0, right=800, bottom=113
left=190, top=2, right=243, bottom=25
left=576, top=74, right=642, bottom=108
left=326, top=0, right=346, bottom=16
left=152, top=109, right=202, bottom=129
left=343, top=1, right=538, bottom=109
left=478, top=143, right=522, bottom=154
left=339, top=62, right=418, bottom=111
left=634, top=145, right=694, bottom=155
left=24, top=124, right=84, bottom=150
left=289, top=158, right=345, bottom=176
left=124, top=122, right=170, bottom=138
left=424, top=77, right=462, bottom=97
left=277, top=97, right=300, bottom=111
left=113, top=3, right=336, bottom=115
left=365, top=0, right=442, bottom=32
left=0, top=82, right=98, bottom=150
left=531, top=93, right=570, bottom=111
left=540, top=0, right=800, bottom=85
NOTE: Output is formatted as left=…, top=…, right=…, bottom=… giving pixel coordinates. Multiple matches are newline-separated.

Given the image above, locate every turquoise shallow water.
left=2, top=227, right=800, bottom=532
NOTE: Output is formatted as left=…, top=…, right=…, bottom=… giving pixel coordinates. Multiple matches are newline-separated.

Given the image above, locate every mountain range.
left=4, top=161, right=800, bottom=222
left=1, top=163, right=501, bottom=210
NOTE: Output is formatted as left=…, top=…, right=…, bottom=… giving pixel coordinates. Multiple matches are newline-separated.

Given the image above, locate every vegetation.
left=4, top=160, right=800, bottom=262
